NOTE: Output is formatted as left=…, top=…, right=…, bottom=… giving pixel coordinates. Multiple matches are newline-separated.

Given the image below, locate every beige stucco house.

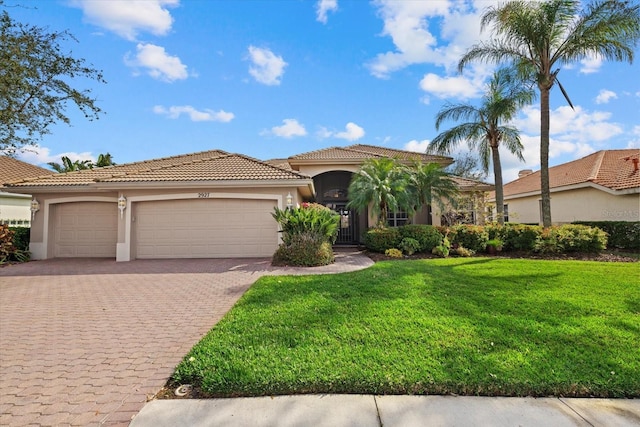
left=0, top=156, right=53, bottom=227
left=2, top=144, right=492, bottom=261
left=488, top=149, right=640, bottom=224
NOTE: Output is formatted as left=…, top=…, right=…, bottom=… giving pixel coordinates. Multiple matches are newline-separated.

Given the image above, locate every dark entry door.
left=327, top=203, right=357, bottom=244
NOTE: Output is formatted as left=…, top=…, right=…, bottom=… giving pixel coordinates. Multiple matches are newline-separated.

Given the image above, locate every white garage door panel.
left=135, top=198, right=277, bottom=258
left=54, top=202, right=118, bottom=257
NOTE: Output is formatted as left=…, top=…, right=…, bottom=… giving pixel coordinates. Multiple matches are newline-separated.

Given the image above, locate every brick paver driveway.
left=0, top=252, right=372, bottom=426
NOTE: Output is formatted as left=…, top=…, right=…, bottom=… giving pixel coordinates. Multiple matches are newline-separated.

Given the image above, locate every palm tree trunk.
left=491, top=146, right=505, bottom=226
left=540, top=87, right=552, bottom=227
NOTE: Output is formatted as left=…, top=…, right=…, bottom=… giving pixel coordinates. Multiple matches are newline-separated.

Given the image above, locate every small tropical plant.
left=271, top=203, right=340, bottom=267
left=486, top=238, right=504, bottom=254
left=384, top=248, right=403, bottom=258
left=432, top=236, right=451, bottom=258
left=272, top=203, right=339, bottom=245
left=399, top=237, right=421, bottom=256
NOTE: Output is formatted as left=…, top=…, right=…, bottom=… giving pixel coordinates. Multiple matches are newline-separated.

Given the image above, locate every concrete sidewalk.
left=130, top=395, right=640, bottom=427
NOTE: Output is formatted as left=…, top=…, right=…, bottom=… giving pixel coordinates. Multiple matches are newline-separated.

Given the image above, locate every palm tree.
left=347, top=157, right=412, bottom=228
left=408, top=161, right=459, bottom=217
left=429, top=68, right=535, bottom=225
left=47, top=156, right=92, bottom=172
left=459, top=0, right=640, bottom=226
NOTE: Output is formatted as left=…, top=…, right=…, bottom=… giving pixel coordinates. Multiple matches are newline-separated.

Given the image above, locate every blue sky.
left=8, top=0, right=640, bottom=183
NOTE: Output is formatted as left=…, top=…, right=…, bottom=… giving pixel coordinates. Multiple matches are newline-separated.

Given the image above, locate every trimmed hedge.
left=272, top=233, right=334, bottom=267
left=448, top=225, right=489, bottom=253
left=363, top=227, right=401, bottom=253
left=573, top=221, right=639, bottom=250
left=364, top=223, right=611, bottom=256
left=398, top=225, right=443, bottom=252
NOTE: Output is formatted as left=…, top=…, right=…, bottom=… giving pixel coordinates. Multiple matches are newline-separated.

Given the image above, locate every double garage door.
left=52, top=199, right=278, bottom=259
left=134, top=198, right=278, bottom=258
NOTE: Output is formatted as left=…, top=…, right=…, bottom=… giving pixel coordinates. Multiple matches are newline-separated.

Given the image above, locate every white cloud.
left=595, top=89, right=617, bottom=104
left=317, top=122, right=365, bottom=141
left=579, top=55, right=603, bottom=74
left=16, top=147, right=95, bottom=168
left=419, top=73, right=481, bottom=103
left=268, top=119, right=307, bottom=138
left=367, top=0, right=494, bottom=78
left=71, top=0, right=179, bottom=41
left=512, top=105, right=623, bottom=143
left=316, top=0, right=338, bottom=24
left=153, top=105, right=234, bottom=122
left=404, top=139, right=431, bottom=153
left=247, top=46, right=287, bottom=86
left=125, top=43, right=188, bottom=82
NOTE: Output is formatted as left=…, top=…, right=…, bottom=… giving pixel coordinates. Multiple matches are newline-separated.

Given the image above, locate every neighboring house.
left=0, top=156, right=53, bottom=227
left=488, top=149, right=640, bottom=225
left=2, top=144, right=492, bottom=261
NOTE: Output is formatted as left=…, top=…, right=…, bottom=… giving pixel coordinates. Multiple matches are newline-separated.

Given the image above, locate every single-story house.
left=2, top=144, right=492, bottom=261
left=488, top=149, right=640, bottom=224
left=0, top=156, right=53, bottom=227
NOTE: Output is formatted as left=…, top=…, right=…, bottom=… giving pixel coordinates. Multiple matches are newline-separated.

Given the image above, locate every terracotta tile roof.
left=100, top=154, right=309, bottom=182
left=0, top=156, right=54, bottom=186
left=347, top=144, right=452, bottom=164
left=289, top=144, right=452, bottom=164
left=502, top=149, right=640, bottom=197
left=4, top=150, right=309, bottom=188
left=263, top=158, right=293, bottom=170
left=451, top=176, right=494, bottom=192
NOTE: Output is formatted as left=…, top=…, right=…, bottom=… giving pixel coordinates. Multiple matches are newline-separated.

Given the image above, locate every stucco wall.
left=505, top=187, right=640, bottom=224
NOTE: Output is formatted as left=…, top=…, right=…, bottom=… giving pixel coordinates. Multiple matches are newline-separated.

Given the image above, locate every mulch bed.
left=365, top=250, right=639, bottom=263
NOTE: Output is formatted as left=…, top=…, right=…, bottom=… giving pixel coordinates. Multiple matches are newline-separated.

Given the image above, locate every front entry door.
left=327, top=203, right=357, bottom=244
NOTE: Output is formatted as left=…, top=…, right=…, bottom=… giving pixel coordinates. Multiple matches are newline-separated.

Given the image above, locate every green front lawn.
left=172, top=258, right=640, bottom=397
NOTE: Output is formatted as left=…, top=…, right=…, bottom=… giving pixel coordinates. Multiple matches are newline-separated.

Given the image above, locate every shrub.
left=449, top=225, right=489, bottom=253
left=9, top=227, right=30, bottom=251
left=398, top=225, right=443, bottom=252
left=0, top=224, right=15, bottom=263
left=454, top=246, right=474, bottom=257
left=272, top=233, right=334, bottom=267
left=384, top=248, right=403, bottom=258
left=399, top=237, right=421, bottom=255
left=363, top=227, right=401, bottom=253
left=272, top=203, right=339, bottom=245
left=501, top=224, right=542, bottom=251
left=573, top=221, right=640, bottom=250
left=432, top=236, right=451, bottom=258
left=535, top=224, right=607, bottom=254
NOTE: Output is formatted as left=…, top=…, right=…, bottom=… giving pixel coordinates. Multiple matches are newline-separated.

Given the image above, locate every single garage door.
left=53, top=202, right=118, bottom=257
left=134, top=198, right=278, bottom=258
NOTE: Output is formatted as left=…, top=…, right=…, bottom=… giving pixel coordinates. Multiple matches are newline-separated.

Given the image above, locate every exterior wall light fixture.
left=118, top=195, right=127, bottom=219
left=30, top=198, right=40, bottom=219
left=286, top=192, right=293, bottom=209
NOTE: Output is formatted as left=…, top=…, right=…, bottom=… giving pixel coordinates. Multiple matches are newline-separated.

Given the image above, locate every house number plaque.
left=197, top=192, right=210, bottom=198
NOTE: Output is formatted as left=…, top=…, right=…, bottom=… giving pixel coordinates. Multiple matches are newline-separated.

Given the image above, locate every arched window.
left=323, top=188, right=348, bottom=199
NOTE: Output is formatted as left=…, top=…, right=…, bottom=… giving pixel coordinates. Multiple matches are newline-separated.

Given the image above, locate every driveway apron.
left=0, top=252, right=372, bottom=426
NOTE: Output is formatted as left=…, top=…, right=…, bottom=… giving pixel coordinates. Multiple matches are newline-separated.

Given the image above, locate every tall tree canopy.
left=0, top=5, right=105, bottom=154
left=429, top=68, right=535, bottom=225
left=48, top=152, right=115, bottom=172
left=459, top=0, right=640, bottom=227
